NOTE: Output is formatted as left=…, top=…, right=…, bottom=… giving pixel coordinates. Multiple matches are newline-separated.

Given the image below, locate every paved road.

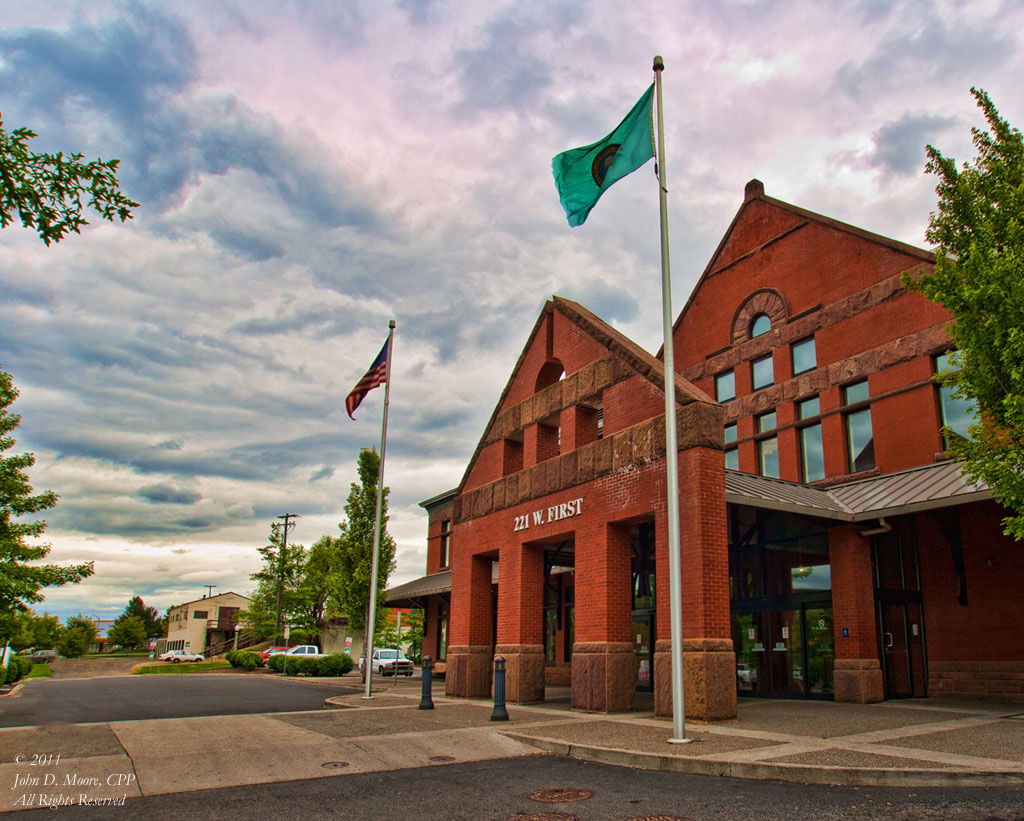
left=12, top=755, right=1024, bottom=820
left=0, top=676, right=360, bottom=727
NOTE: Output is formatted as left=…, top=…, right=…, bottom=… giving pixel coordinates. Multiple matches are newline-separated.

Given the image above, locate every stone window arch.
left=535, top=358, right=565, bottom=392
left=731, top=289, right=789, bottom=345
left=750, top=313, right=771, bottom=338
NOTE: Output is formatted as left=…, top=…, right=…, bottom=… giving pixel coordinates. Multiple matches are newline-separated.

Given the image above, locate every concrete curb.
left=503, top=733, right=1024, bottom=788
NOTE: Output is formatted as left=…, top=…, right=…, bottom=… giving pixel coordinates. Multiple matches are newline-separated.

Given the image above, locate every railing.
left=207, top=619, right=237, bottom=631
left=205, top=630, right=261, bottom=658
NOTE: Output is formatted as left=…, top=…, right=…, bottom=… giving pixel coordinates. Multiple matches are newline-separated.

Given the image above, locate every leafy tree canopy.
left=904, top=88, right=1024, bottom=539
left=115, top=596, right=161, bottom=639
left=240, top=521, right=307, bottom=642
left=333, top=447, right=396, bottom=637
left=0, top=368, right=93, bottom=634
left=59, top=615, right=97, bottom=658
left=0, top=113, right=138, bottom=245
left=106, top=615, right=146, bottom=650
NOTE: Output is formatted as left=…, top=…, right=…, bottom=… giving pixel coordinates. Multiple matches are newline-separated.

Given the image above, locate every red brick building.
left=386, top=180, right=1024, bottom=718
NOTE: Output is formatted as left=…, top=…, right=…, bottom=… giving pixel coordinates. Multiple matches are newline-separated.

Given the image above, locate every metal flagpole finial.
left=389, top=319, right=396, bottom=329
left=653, top=55, right=664, bottom=72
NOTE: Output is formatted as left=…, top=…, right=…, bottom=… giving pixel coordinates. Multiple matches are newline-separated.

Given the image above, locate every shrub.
left=268, top=653, right=287, bottom=673
left=225, top=650, right=237, bottom=667
left=235, top=651, right=259, bottom=671
left=317, top=653, right=354, bottom=677
left=4, top=657, right=31, bottom=685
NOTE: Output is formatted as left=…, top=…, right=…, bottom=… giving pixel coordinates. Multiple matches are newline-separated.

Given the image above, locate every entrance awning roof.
left=384, top=571, right=452, bottom=608
left=726, top=460, right=990, bottom=522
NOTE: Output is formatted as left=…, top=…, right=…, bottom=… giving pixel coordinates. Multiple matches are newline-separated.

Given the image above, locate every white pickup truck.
left=283, top=645, right=325, bottom=657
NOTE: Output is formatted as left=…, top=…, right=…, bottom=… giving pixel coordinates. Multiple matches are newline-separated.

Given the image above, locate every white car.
left=159, top=650, right=205, bottom=663
left=284, top=645, right=324, bottom=657
left=359, top=648, right=414, bottom=677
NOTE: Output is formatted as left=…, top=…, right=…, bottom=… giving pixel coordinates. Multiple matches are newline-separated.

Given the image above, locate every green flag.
left=552, top=84, right=655, bottom=227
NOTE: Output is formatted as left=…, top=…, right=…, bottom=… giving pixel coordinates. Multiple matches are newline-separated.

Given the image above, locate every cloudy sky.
left=2, top=0, right=1022, bottom=622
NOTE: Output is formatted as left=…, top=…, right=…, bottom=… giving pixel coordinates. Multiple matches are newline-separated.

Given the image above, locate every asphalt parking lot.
left=0, top=675, right=361, bottom=727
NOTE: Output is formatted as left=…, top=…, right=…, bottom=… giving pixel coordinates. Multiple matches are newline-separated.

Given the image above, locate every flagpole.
left=653, top=55, right=690, bottom=743
left=363, top=319, right=396, bottom=700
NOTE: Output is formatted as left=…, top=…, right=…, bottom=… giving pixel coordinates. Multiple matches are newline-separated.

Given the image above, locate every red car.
left=259, top=646, right=289, bottom=666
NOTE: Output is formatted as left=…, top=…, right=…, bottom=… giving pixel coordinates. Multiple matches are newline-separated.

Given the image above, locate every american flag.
left=345, top=337, right=390, bottom=420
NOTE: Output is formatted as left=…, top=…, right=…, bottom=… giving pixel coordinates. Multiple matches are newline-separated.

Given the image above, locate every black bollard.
left=490, top=655, right=509, bottom=721
left=419, top=656, right=434, bottom=710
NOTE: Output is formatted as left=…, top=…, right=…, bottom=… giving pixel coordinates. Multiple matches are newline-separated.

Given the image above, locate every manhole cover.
left=321, top=761, right=349, bottom=769
left=508, top=814, right=579, bottom=821
left=528, top=788, right=592, bottom=803
left=429, top=755, right=456, bottom=762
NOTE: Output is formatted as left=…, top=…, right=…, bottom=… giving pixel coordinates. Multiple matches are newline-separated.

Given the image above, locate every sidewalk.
left=491, top=687, right=1024, bottom=787
left=1, top=675, right=1021, bottom=814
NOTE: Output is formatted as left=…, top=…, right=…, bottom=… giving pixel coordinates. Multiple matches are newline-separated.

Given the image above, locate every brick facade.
left=404, top=180, right=1022, bottom=717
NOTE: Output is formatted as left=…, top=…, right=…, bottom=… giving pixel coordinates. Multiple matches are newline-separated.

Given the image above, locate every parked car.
left=284, top=645, right=325, bottom=657
left=28, top=649, right=59, bottom=664
left=359, top=648, right=414, bottom=677
left=260, top=646, right=290, bottom=666
left=158, top=649, right=205, bottom=663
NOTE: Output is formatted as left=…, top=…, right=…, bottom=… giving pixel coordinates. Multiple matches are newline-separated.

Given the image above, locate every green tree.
left=58, top=615, right=97, bottom=658
left=240, top=522, right=306, bottom=642
left=403, top=609, right=425, bottom=663
left=115, top=596, right=161, bottom=639
left=295, top=535, right=339, bottom=636
left=333, top=448, right=396, bottom=674
left=903, top=88, right=1024, bottom=539
left=0, top=369, right=93, bottom=646
left=106, top=615, right=146, bottom=649
left=0, top=114, right=138, bottom=245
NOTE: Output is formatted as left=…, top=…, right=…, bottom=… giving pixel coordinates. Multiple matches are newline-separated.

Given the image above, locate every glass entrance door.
left=631, top=614, right=653, bottom=692
left=878, top=597, right=927, bottom=697
left=732, top=604, right=833, bottom=699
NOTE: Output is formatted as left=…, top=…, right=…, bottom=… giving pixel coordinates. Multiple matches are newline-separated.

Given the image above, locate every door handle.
left=884, top=632, right=894, bottom=649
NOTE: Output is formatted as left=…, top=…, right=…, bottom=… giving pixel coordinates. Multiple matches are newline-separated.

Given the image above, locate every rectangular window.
left=792, top=337, right=816, bottom=375
left=935, top=352, right=976, bottom=447
left=798, top=396, right=820, bottom=419
left=724, top=423, right=737, bottom=444
left=800, top=424, right=825, bottom=482
left=758, top=437, right=779, bottom=478
left=725, top=448, right=738, bottom=470
left=843, top=381, right=875, bottom=472
left=193, top=610, right=208, bottom=620
left=715, top=370, right=736, bottom=402
left=751, top=354, right=774, bottom=390
left=757, top=411, right=777, bottom=433
left=439, top=520, right=451, bottom=568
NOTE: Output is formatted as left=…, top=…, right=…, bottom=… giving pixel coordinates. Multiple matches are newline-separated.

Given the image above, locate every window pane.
left=759, top=437, right=779, bottom=478
left=798, top=396, right=820, bottom=419
left=725, top=448, right=738, bottom=470
left=716, top=370, right=736, bottom=401
left=935, top=352, right=976, bottom=446
left=752, top=354, right=774, bottom=389
left=724, top=423, right=737, bottom=444
left=801, top=423, right=825, bottom=482
left=757, top=411, right=777, bottom=432
left=792, top=337, right=816, bottom=374
left=751, top=314, right=771, bottom=337
left=844, top=380, right=869, bottom=405
left=846, top=408, right=875, bottom=472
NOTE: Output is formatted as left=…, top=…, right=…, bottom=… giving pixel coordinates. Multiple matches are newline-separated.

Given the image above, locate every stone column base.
left=571, top=642, right=634, bottom=713
left=444, top=645, right=492, bottom=698
left=834, top=658, right=884, bottom=703
left=654, top=638, right=737, bottom=722
left=495, top=644, right=545, bottom=703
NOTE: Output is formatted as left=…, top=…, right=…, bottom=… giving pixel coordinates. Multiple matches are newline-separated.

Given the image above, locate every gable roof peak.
left=744, top=178, right=765, bottom=201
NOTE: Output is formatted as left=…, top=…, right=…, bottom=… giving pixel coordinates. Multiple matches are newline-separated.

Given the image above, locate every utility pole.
left=276, top=513, right=299, bottom=644
left=204, top=584, right=216, bottom=599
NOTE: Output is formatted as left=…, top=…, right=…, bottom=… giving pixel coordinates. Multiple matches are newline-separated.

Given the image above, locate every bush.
left=268, top=653, right=287, bottom=673
left=4, top=656, right=31, bottom=685
left=225, top=650, right=237, bottom=666
left=235, top=651, right=259, bottom=671
left=317, top=653, right=354, bottom=677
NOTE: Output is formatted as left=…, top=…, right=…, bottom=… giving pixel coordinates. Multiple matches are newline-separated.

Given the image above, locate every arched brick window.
left=731, top=289, right=789, bottom=345
left=535, top=359, right=565, bottom=392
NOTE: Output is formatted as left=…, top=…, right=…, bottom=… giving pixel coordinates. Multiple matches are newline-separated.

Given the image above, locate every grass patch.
left=26, top=664, right=53, bottom=679
left=133, top=660, right=231, bottom=676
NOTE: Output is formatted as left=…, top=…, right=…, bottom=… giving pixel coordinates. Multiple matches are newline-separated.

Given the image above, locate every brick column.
left=446, top=552, right=493, bottom=698
left=655, top=403, right=736, bottom=722
left=524, top=422, right=559, bottom=467
left=830, top=524, right=884, bottom=703
left=572, top=522, right=634, bottom=712
left=495, top=541, right=545, bottom=703
left=560, top=405, right=598, bottom=451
